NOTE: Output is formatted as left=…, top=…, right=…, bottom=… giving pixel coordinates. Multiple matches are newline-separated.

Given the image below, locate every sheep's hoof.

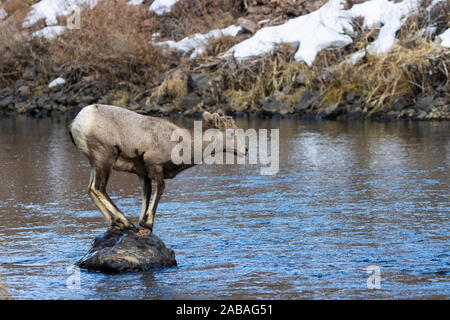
left=112, top=220, right=135, bottom=231
left=139, top=222, right=153, bottom=233
left=125, top=223, right=137, bottom=231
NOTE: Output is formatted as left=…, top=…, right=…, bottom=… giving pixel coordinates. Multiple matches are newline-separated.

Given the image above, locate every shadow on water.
left=0, top=114, right=448, bottom=299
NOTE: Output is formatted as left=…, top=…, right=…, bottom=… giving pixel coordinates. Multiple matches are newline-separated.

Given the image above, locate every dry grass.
left=0, top=0, right=448, bottom=116
left=0, top=0, right=170, bottom=93
left=311, top=0, right=450, bottom=113
left=154, top=0, right=246, bottom=40
left=203, top=35, right=240, bottom=57
left=212, top=44, right=311, bottom=109
left=50, top=0, right=169, bottom=92
left=150, top=73, right=188, bottom=107
left=210, top=0, right=450, bottom=113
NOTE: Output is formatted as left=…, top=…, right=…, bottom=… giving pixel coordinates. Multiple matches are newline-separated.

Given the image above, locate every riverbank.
left=0, top=0, right=449, bottom=120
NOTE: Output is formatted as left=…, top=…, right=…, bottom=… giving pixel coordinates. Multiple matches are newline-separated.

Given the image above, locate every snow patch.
left=438, top=28, right=450, bottom=48
left=427, top=0, right=446, bottom=11
left=231, top=0, right=352, bottom=66
left=128, top=0, right=144, bottom=5
left=229, top=0, right=422, bottom=66
left=23, top=0, right=98, bottom=28
left=32, top=26, right=67, bottom=40
left=156, top=25, right=242, bottom=59
left=346, top=51, right=366, bottom=65
left=150, top=0, right=180, bottom=15
left=48, top=77, right=66, bottom=88
left=349, top=0, right=420, bottom=55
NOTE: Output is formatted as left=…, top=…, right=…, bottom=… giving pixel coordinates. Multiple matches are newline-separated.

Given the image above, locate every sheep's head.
left=202, top=111, right=247, bottom=156
left=202, top=111, right=236, bottom=130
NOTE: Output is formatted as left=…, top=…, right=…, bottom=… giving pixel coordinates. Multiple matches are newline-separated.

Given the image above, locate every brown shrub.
left=51, top=0, right=169, bottom=90
left=0, top=0, right=170, bottom=92
left=153, top=0, right=246, bottom=40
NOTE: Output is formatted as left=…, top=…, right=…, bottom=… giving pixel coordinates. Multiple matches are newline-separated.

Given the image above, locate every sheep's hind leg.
left=88, top=164, right=134, bottom=230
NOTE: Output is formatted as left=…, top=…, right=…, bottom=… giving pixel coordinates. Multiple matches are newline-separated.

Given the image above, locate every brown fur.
left=70, top=104, right=246, bottom=231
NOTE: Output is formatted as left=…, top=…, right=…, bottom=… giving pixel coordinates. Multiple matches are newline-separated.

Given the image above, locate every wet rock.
left=36, top=94, right=50, bottom=109
left=348, top=106, right=364, bottom=119
left=77, top=227, right=177, bottom=273
left=404, top=108, right=416, bottom=118
left=392, top=97, right=409, bottom=111
left=387, top=110, right=400, bottom=118
left=433, top=97, right=447, bottom=108
left=17, top=86, right=31, bottom=99
left=345, top=91, right=361, bottom=104
left=258, top=96, right=280, bottom=116
left=414, top=94, right=434, bottom=112
left=54, top=91, right=68, bottom=104
left=257, top=96, right=291, bottom=116
left=320, top=103, right=346, bottom=119
left=294, top=90, right=319, bottom=112
left=55, top=104, right=67, bottom=113
left=0, top=96, right=13, bottom=109
left=180, top=93, right=202, bottom=110
left=416, top=110, right=427, bottom=120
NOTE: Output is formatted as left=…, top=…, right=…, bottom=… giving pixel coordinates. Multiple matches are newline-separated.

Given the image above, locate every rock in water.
left=76, top=228, right=177, bottom=272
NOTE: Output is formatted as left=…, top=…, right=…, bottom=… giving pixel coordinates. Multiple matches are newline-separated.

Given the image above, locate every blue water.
left=0, top=116, right=448, bottom=299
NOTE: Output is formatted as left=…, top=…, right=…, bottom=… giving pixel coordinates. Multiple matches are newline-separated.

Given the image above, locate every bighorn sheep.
left=70, top=104, right=247, bottom=231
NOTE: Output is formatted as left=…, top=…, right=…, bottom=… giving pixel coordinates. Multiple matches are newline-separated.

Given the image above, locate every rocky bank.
left=0, top=66, right=448, bottom=120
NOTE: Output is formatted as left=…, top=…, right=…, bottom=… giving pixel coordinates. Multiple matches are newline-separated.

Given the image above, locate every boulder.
left=77, top=227, right=177, bottom=273
left=345, top=91, right=361, bottom=104
left=17, top=86, right=31, bottom=99
left=257, top=95, right=292, bottom=116
left=240, top=19, right=258, bottom=34
left=189, top=74, right=214, bottom=94
left=414, top=94, right=434, bottom=112
left=0, top=96, right=13, bottom=109
left=294, top=90, right=319, bottom=112
left=180, top=93, right=202, bottom=110
left=295, top=73, right=307, bottom=86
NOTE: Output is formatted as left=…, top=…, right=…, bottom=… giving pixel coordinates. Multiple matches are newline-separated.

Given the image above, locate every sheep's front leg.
left=138, top=176, right=152, bottom=224
left=139, top=178, right=165, bottom=232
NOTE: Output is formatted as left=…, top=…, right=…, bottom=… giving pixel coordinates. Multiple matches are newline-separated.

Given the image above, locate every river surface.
left=0, top=115, right=448, bottom=299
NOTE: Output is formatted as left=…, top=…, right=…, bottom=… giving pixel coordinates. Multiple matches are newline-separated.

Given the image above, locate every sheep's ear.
left=203, top=111, right=213, bottom=122
left=212, top=113, right=222, bottom=128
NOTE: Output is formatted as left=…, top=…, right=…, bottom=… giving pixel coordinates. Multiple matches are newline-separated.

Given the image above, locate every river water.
left=0, top=115, right=448, bottom=299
